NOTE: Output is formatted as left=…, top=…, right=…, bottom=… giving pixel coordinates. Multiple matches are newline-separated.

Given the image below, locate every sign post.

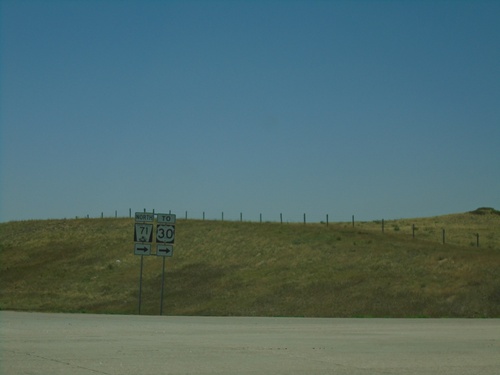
left=134, top=212, right=154, bottom=315
left=138, top=255, right=144, bottom=315
left=160, top=257, right=166, bottom=315
left=156, top=214, right=176, bottom=315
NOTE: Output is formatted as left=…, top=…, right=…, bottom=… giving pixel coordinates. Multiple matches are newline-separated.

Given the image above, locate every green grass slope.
left=1, top=212, right=499, bottom=317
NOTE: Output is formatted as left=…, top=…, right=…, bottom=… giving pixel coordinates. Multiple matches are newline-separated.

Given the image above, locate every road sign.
left=132, top=210, right=177, bottom=315
left=157, top=213, right=176, bottom=224
left=135, top=212, right=154, bottom=222
left=157, top=244, right=173, bottom=257
left=134, top=223, right=153, bottom=242
left=156, top=225, right=175, bottom=243
left=134, top=243, right=151, bottom=255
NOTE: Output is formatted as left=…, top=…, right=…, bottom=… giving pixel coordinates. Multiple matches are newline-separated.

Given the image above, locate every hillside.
left=1, top=211, right=499, bottom=317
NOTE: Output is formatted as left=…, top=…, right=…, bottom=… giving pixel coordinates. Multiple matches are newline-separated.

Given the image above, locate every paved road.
left=1, top=311, right=499, bottom=375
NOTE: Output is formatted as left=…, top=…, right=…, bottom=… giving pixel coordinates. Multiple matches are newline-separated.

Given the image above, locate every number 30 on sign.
left=156, top=225, right=175, bottom=244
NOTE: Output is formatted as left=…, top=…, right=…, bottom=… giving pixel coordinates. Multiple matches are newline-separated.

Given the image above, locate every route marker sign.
left=157, top=244, right=174, bottom=257
left=157, top=213, right=176, bottom=224
left=133, top=210, right=177, bottom=315
left=134, top=223, right=153, bottom=243
left=156, top=224, right=175, bottom=243
left=135, top=212, right=154, bottom=222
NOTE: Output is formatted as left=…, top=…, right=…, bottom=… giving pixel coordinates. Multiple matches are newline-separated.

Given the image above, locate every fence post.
left=203, top=212, right=205, bottom=220
left=222, top=212, right=224, bottom=221
left=442, top=228, right=446, bottom=244
left=382, top=219, right=384, bottom=233
left=185, top=211, right=188, bottom=220
left=303, top=213, right=306, bottom=225
left=412, top=224, right=415, bottom=239
left=326, top=214, right=329, bottom=226
left=280, top=213, right=283, bottom=224
left=260, top=213, right=262, bottom=223
left=101, top=212, right=104, bottom=219
left=476, top=233, right=479, bottom=247
left=129, top=208, right=132, bottom=218
left=240, top=212, right=243, bottom=222
left=115, top=210, right=117, bottom=218
left=352, top=215, right=354, bottom=227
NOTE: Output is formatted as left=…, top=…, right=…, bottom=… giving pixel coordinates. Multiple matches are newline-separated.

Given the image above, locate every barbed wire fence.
left=75, top=208, right=498, bottom=249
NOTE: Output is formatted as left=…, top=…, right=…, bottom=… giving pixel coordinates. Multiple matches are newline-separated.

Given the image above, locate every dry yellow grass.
left=1, top=209, right=499, bottom=317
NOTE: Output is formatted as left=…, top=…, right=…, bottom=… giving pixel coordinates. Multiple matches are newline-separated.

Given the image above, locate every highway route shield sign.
left=134, top=224, right=153, bottom=242
left=156, top=224, right=175, bottom=243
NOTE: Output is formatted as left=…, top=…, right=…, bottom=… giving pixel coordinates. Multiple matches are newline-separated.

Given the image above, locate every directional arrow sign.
left=134, top=243, right=152, bottom=256
left=157, top=244, right=173, bottom=257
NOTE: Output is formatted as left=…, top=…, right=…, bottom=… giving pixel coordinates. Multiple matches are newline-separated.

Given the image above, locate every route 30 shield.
left=156, top=225, right=175, bottom=243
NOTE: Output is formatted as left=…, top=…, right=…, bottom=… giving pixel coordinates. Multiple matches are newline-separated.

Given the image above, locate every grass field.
left=1, top=208, right=499, bottom=317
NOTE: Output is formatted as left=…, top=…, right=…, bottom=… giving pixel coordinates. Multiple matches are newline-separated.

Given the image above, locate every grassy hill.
left=1, top=210, right=499, bottom=317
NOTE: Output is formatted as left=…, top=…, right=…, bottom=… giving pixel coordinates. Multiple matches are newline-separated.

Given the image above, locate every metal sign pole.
left=138, top=255, right=144, bottom=314
left=160, top=257, right=166, bottom=315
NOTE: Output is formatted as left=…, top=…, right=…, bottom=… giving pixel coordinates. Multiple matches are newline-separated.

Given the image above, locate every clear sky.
left=1, top=0, right=499, bottom=223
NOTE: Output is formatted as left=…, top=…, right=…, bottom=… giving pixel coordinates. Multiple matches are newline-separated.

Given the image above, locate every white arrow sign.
left=157, top=244, right=173, bottom=257
left=134, top=243, right=152, bottom=256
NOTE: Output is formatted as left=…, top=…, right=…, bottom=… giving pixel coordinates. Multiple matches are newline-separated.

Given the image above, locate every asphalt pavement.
left=1, top=311, right=499, bottom=375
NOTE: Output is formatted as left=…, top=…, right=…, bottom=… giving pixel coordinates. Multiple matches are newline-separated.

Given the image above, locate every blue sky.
left=1, top=0, right=499, bottom=223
